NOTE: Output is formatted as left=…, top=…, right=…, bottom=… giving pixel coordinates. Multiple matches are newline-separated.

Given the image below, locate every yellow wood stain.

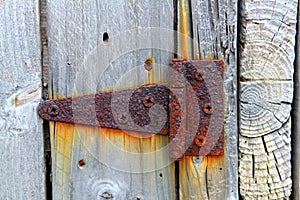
left=178, top=0, right=193, bottom=60
left=179, top=1, right=190, bottom=59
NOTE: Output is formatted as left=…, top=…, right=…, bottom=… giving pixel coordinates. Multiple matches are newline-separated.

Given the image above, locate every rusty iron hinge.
left=38, top=59, right=224, bottom=159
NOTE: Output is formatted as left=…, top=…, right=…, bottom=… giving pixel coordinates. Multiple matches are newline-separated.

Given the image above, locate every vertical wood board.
left=47, top=0, right=176, bottom=199
left=292, top=3, right=300, bottom=199
left=0, top=0, right=45, bottom=199
left=178, top=0, right=238, bottom=199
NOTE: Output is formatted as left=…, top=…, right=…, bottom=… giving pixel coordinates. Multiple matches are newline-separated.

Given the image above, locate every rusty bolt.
left=194, top=134, right=206, bottom=147
left=117, top=113, right=128, bottom=124
left=48, top=104, right=59, bottom=117
left=195, top=69, right=203, bottom=82
left=144, top=58, right=153, bottom=71
left=203, top=103, right=212, bottom=115
left=143, top=96, right=155, bottom=107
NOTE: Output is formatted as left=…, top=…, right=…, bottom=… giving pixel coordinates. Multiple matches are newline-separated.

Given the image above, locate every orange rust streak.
left=54, top=122, right=163, bottom=155
left=206, top=155, right=225, bottom=170
left=51, top=122, right=75, bottom=192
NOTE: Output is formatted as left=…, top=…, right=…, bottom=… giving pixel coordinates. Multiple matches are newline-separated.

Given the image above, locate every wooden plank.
left=239, top=0, right=298, bottom=199
left=178, top=0, right=238, bottom=199
left=46, top=0, right=176, bottom=199
left=292, top=3, right=300, bottom=200
left=0, top=0, right=46, bottom=199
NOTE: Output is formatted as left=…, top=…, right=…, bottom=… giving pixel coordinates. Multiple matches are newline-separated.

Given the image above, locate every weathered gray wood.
left=292, top=3, right=300, bottom=200
left=178, top=0, right=238, bottom=199
left=0, top=0, right=45, bottom=199
left=239, top=0, right=298, bottom=199
left=47, top=0, right=175, bottom=199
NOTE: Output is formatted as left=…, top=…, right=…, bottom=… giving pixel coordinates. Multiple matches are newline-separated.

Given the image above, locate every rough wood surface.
left=0, top=0, right=45, bottom=199
left=239, top=0, right=298, bottom=199
left=47, top=0, right=176, bottom=199
left=292, top=4, right=300, bottom=200
left=179, top=0, right=238, bottom=199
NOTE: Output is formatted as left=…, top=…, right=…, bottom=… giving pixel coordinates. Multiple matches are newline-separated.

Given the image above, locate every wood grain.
left=0, top=0, right=45, bottom=199
left=292, top=3, right=300, bottom=200
left=179, top=0, right=238, bottom=199
left=47, top=0, right=176, bottom=199
left=239, top=0, right=298, bottom=199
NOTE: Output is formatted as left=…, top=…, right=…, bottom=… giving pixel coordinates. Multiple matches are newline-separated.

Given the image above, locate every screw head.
left=143, top=96, right=155, bottom=108
left=195, top=69, right=203, bottom=82
left=194, top=134, right=206, bottom=147
left=117, top=112, right=128, bottom=124
left=203, top=103, right=212, bottom=115
left=48, top=104, right=59, bottom=117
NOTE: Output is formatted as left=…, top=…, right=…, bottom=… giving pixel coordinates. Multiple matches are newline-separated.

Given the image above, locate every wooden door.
left=1, top=0, right=299, bottom=199
left=45, top=0, right=239, bottom=199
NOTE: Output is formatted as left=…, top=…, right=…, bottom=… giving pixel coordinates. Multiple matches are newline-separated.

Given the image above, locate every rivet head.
left=143, top=96, right=155, bottom=108
left=195, top=69, right=203, bottom=82
left=194, top=134, right=206, bottom=147
left=203, top=103, right=212, bottom=115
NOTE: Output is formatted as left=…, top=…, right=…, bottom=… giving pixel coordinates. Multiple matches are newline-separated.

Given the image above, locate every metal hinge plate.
left=38, top=59, right=224, bottom=159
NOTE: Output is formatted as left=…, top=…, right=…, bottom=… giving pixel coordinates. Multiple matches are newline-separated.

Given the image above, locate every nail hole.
left=220, top=168, right=222, bottom=170
left=99, top=191, right=113, bottom=200
left=144, top=58, right=153, bottom=71
left=159, top=173, right=163, bottom=178
left=78, top=159, right=85, bottom=168
left=103, top=32, right=109, bottom=44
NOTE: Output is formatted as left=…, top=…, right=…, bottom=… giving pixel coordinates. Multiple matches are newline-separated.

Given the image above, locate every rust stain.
left=206, top=155, right=225, bottom=171
left=145, top=55, right=154, bottom=83
left=144, top=57, right=153, bottom=71
left=205, top=139, right=226, bottom=171
left=194, top=53, right=200, bottom=60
